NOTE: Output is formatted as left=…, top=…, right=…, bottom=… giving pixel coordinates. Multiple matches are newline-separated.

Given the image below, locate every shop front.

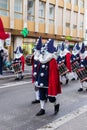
left=22, top=38, right=36, bottom=57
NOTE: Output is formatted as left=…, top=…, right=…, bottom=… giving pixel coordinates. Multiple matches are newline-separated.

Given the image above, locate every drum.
left=58, top=63, right=69, bottom=76
left=72, top=61, right=79, bottom=72
left=76, top=67, right=87, bottom=82
left=12, top=61, right=22, bottom=74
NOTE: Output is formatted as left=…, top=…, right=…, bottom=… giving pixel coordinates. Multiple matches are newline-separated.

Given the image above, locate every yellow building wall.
left=41, top=0, right=46, bottom=2
left=27, top=21, right=35, bottom=32
left=1, top=16, right=10, bottom=28
left=14, top=19, right=23, bottom=30
left=73, top=5, right=78, bottom=12
left=66, top=27, right=70, bottom=36
left=72, top=29, right=77, bottom=37
left=58, top=26, right=63, bottom=35
left=79, top=30, right=84, bottom=38
left=38, top=23, right=45, bottom=33
left=49, top=24, right=54, bottom=34
left=49, top=0, right=56, bottom=5
left=66, top=3, right=72, bottom=10
left=58, top=0, right=64, bottom=7
left=80, top=8, right=84, bottom=14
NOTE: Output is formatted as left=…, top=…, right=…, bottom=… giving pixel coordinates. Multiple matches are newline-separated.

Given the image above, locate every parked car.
left=25, top=54, right=32, bottom=66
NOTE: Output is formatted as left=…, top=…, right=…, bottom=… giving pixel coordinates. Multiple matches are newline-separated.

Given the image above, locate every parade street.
left=0, top=78, right=87, bottom=130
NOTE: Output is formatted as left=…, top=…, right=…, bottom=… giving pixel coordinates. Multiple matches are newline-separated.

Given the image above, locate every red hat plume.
left=0, top=17, right=9, bottom=40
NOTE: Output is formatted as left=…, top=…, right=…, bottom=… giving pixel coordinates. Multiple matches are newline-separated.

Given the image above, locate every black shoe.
left=54, top=104, right=60, bottom=115
left=15, top=78, right=19, bottom=80
left=66, top=79, right=69, bottom=84
left=21, top=75, right=24, bottom=79
left=71, top=78, right=75, bottom=81
left=78, top=88, right=83, bottom=92
left=32, top=100, right=40, bottom=104
left=36, top=109, right=45, bottom=116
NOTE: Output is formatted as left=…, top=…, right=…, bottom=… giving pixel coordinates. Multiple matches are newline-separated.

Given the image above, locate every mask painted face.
left=34, top=49, right=40, bottom=61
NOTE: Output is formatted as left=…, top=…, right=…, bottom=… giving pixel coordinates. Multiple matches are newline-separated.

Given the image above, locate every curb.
left=0, top=73, right=32, bottom=80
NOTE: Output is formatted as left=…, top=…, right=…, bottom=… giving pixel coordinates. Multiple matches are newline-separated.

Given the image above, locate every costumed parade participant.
left=77, top=43, right=87, bottom=92
left=57, top=42, right=69, bottom=85
left=35, top=38, right=61, bottom=116
left=13, top=46, right=25, bottom=80
left=31, top=36, right=42, bottom=104
left=65, top=43, right=74, bottom=80
left=71, top=43, right=80, bottom=80
left=0, top=18, right=9, bottom=75
left=0, top=41, right=4, bottom=75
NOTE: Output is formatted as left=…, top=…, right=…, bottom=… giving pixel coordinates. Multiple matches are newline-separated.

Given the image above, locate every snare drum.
left=58, top=63, right=69, bottom=76
left=12, top=62, right=22, bottom=73
left=76, top=67, right=87, bottom=82
left=72, top=61, right=79, bottom=72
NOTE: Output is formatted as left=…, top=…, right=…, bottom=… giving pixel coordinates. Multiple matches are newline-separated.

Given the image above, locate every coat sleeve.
left=20, top=55, right=25, bottom=72
left=48, top=59, right=61, bottom=96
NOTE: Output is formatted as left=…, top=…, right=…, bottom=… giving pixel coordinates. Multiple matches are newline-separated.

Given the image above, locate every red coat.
left=66, top=53, right=72, bottom=72
left=20, top=55, right=25, bottom=72
left=48, top=58, right=61, bottom=96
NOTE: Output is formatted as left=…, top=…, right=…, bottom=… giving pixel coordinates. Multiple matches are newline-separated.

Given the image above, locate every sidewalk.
left=38, top=105, right=87, bottom=130
left=0, top=65, right=32, bottom=80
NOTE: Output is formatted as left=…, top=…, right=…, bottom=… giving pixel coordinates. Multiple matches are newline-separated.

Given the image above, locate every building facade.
left=0, top=0, right=86, bottom=60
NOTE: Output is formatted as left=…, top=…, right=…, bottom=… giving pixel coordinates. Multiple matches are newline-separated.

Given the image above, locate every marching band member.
left=71, top=43, right=80, bottom=80
left=77, top=43, right=87, bottom=92
left=57, top=42, right=69, bottom=85
left=31, top=36, right=42, bottom=104
left=35, top=39, right=61, bottom=116
left=13, top=46, right=25, bottom=80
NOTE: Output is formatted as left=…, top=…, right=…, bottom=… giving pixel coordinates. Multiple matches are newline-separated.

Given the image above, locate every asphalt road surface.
left=0, top=78, right=87, bottom=130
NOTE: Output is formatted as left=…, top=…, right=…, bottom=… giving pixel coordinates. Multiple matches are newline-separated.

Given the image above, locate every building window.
left=73, top=25, right=77, bottom=29
left=80, top=14, right=84, bottom=30
left=49, top=4, right=55, bottom=24
left=27, top=0, right=35, bottom=21
left=66, top=23, right=70, bottom=28
left=39, top=1, right=45, bottom=23
left=14, top=0, right=23, bottom=19
left=80, top=22, right=83, bottom=30
left=73, top=0, right=78, bottom=6
left=73, top=12, right=78, bottom=28
left=66, top=0, right=71, bottom=3
left=66, top=10, right=71, bottom=23
left=79, top=0, right=84, bottom=8
left=58, top=8, right=63, bottom=26
left=0, top=0, right=9, bottom=16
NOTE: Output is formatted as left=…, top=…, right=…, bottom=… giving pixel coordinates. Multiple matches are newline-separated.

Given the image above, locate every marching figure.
left=35, top=39, right=61, bottom=116
left=71, top=43, right=80, bottom=80
left=57, top=42, right=69, bottom=85
left=31, top=36, right=42, bottom=104
left=13, top=46, right=25, bottom=80
left=77, top=43, right=87, bottom=92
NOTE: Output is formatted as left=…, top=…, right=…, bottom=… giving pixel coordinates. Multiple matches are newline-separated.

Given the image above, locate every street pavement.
left=38, top=105, right=87, bottom=130
left=0, top=66, right=87, bottom=130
